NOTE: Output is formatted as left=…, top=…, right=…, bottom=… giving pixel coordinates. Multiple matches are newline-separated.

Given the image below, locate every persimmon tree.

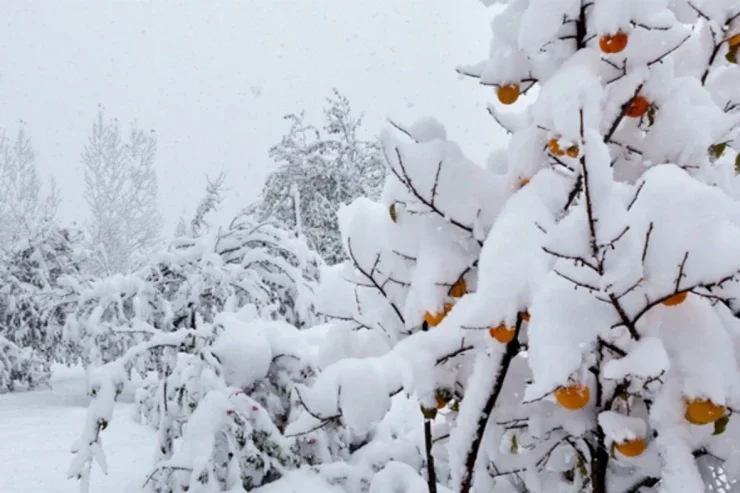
left=293, top=1, right=740, bottom=493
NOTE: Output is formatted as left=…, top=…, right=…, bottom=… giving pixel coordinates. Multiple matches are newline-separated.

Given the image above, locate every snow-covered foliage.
left=289, top=2, right=740, bottom=493
left=83, top=109, right=164, bottom=275
left=176, top=172, right=228, bottom=239
left=0, top=227, right=89, bottom=391
left=69, top=212, right=325, bottom=492
left=0, top=124, right=60, bottom=249
left=257, top=90, right=386, bottom=265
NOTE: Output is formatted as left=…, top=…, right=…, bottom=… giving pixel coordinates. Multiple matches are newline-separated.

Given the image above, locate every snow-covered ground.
left=0, top=366, right=155, bottom=493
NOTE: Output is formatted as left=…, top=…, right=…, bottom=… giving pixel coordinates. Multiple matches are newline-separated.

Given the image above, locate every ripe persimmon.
left=565, top=145, right=580, bottom=158
left=662, top=291, right=688, bottom=307
left=625, top=95, right=650, bottom=118
left=600, top=32, right=629, bottom=54
left=555, top=383, right=590, bottom=410
left=615, top=437, right=647, bottom=457
left=548, top=138, right=565, bottom=156
left=729, top=34, right=740, bottom=49
left=489, top=324, right=516, bottom=344
left=425, top=303, right=452, bottom=327
left=497, top=84, right=520, bottom=105
left=685, top=399, right=725, bottom=425
left=449, top=278, right=467, bottom=298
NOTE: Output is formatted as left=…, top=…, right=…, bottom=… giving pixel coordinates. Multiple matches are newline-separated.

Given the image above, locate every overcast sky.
left=0, top=0, right=505, bottom=236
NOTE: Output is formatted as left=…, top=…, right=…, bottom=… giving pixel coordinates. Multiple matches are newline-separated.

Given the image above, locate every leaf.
left=735, top=154, right=740, bottom=175
left=713, top=415, right=730, bottom=435
left=727, top=50, right=738, bottom=65
left=709, top=142, right=727, bottom=160
left=647, top=106, right=656, bottom=126
left=389, top=203, right=397, bottom=223
left=510, top=433, right=518, bottom=454
left=576, top=453, right=588, bottom=477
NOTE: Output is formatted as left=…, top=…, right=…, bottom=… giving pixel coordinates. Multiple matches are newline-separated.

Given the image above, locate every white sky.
left=0, top=0, right=506, bottom=236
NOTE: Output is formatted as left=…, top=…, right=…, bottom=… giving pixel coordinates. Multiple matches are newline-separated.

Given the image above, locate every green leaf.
left=389, top=203, right=397, bottom=223
left=713, top=415, right=730, bottom=435
left=576, top=453, right=588, bottom=477
left=710, top=142, right=728, bottom=160
left=647, top=106, right=656, bottom=126
left=735, top=154, right=740, bottom=175
left=727, top=50, right=738, bottom=65
left=510, top=433, right=518, bottom=454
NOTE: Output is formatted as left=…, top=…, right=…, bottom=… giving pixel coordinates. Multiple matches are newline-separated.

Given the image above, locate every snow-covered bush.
left=69, top=213, right=325, bottom=492
left=0, top=227, right=90, bottom=390
left=292, top=1, right=740, bottom=493
left=62, top=210, right=322, bottom=369
left=257, top=90, right=386, bottom=265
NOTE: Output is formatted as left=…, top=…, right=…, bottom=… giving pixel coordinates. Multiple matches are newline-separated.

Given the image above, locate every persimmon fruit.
left=625, top=95, right=650, bottom=118
left=662, top=291, right=688, bottom=307
left=555, top=383, right=590, bottom=410
left=449, top=278, right=467, bottom=298
left=548, top=138, right=565, bottom=156
left=497, top=84, right=520, bottom=105
left=685, top=399, right=725, bottom=425
left=425, top=303, right=452, bottom=327
left=600, top=32, right=629, bottom=54
left=489, top=324, right=516, bottom=344
left=615, top=437, right=647, bottom=457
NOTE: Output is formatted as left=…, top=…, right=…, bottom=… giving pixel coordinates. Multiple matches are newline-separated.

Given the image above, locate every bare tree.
left=0, top=124, right=59, bottom=248
left=83, top=110, right=163, bottom=274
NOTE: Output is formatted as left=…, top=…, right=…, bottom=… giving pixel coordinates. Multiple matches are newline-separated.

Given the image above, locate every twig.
left=347, top=238, right=406, bottom=326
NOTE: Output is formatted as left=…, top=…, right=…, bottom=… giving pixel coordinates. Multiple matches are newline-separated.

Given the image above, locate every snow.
left=211, top=315, right=273, bottom=389
left=368, top=461, right=429, bottom=493
left=603, top=337, right=670, bottom=380
left=598, top=411, right=647, bottom=444
left=0, top=367, right=154, bottom=493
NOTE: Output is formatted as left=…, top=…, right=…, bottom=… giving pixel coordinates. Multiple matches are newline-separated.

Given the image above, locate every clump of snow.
left=598, top=411, right=647, bottom=444
left=408, top=116, right=448, bottom=142
left=603, top=337, right=670, bottom=381
left=211, top=314, right=272, bottom=389
left=369, top=461, right=429, bottom=493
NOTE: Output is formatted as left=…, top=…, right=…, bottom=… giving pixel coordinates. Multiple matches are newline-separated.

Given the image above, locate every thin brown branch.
left=389, top=147, right=481, bottom=245
left=459, top=315, right=523, bottom=493
left=347, top=238, right=406, bottom=326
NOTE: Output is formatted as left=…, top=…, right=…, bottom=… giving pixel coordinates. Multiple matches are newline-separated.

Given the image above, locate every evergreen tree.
left=0, top=227, right=89, bottom=391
